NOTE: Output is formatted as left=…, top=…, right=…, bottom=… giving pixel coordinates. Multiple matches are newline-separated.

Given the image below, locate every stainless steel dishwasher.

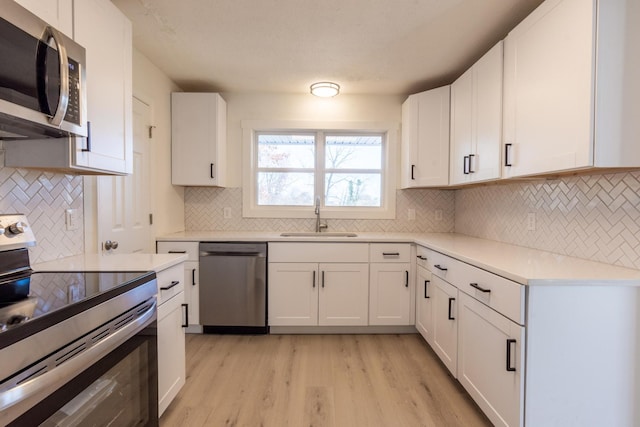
left=199, top=242, right=268, bottom=334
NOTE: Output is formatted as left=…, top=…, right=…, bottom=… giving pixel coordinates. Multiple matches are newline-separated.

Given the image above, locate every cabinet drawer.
left=425, top=250, right=462, bottom=284
left=269, top=243, right=369, bottom=263
left=157, top=241, right=199, bottom=261
left=456, top=261, right=524, bottom=325
left=416, top=245, right=430, bottom=269
left=369, top=243, right=411, bottom=263
left=156, top=264, right=185, bottom=305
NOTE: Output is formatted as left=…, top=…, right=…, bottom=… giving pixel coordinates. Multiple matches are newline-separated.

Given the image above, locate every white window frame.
left=242, top=120, right=398, bottom=219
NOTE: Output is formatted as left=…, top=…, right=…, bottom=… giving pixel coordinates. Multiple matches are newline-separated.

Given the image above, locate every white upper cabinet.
left=502, top=0, right=640, bottom=178
left=401, top=86, right=450, bottom=188
left=14, top=0, right=73, bottom=36
left=171, top=93, right=227, bottom=187
left=73, top=0, right=132, bottom=174
left=450, top=42, right=503, bottom=185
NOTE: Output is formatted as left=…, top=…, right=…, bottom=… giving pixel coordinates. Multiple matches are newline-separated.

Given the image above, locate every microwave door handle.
left=44, top=26, right=70, bottom=127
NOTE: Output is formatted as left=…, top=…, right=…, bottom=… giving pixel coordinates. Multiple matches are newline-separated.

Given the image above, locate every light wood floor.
left=160, top=334, right=492, bottom=427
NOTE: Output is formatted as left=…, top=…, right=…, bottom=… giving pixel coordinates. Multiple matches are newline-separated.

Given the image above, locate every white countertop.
left=157, top=231, right=640, bottom=286
left=34, top=253, right=188, bottom=273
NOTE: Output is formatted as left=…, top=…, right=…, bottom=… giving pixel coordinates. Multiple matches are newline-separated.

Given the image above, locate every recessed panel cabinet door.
left=268, top=263, right=318, bottom=326
left=415, top=266, right=434, bottom=344
left=458, top=292, right=524, bottom=427
left=318, top=263, right=369, bottom=326
left=431, top=276, right=458, bottom=376
left=14, top=0, right=73, bottom=36
left=369, top=263, right=412, bottom=325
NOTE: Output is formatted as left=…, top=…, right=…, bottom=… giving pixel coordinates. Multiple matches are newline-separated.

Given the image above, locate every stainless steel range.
left=0, top=214, right=159, bottom=426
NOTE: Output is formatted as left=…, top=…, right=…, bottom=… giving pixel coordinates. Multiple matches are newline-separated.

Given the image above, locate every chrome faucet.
left=315, top=197, right=328, bottom=233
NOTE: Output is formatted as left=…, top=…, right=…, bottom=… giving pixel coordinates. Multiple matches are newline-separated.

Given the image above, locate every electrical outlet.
left=435, top=210, right=443, bottom=221
left=527, top=212, right=536, bottom=231
left=65, top=209, right=79, bottom=231
left=223, top=207, right=232, bottom=219
left=408, top=209, right=416, bottom=221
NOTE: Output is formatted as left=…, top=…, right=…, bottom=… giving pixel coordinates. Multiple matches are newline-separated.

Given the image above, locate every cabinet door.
left=431, top=276, right=458, bottom=376
left=450, top=68, right=473, bottom=185
left=171, top=93, right=227, bottom=186
left=415, top=266, right=434, bottom=344
left=458, top=292, right=524, bottom=427
left=369, top=263, right=412, bottom=325
left=401, top=87, right=450, bottom=188
left=503, top=0, right=594, bottom=178
left=15, top=0, right=73, bottom=36
left=183, top=261, right=199, bottom=327
left=74, top=0, right=132, bottom=174
left=268, top=263, right=318, bottom=326
left=318, top=263, right=369, bottom=326
left=157, top=292, right=186, bottom=417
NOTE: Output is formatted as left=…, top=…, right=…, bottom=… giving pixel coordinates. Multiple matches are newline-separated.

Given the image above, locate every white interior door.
left=97, top=97, right=152, bottom=254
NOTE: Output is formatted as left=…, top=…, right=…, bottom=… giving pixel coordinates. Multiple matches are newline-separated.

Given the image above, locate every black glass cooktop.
left=0, top=270, right=155, bottom=349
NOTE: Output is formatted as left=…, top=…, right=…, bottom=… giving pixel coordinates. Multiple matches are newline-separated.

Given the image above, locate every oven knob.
left=7, top=222, right=26, bottom=235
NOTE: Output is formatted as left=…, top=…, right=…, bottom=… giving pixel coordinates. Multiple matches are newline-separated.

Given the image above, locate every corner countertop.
left=156, top=231, right=640, bottom=286
left=33, top=253, right=188, bottom=273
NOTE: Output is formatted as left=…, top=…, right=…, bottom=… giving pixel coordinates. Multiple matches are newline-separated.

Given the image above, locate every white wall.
left=132, top=49, right=185, bottom=237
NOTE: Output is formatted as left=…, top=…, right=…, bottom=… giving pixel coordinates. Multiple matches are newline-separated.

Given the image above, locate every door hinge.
left=148, top=125, right=156, bottom=139
left=149, top=213, right=153, bottom=225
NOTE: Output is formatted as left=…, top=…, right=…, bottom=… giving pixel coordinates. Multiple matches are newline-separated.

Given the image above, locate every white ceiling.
left=112, top=0, right=544, bottom=95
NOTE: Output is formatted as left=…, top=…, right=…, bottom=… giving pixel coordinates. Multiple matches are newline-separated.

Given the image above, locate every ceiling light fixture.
left=310, top=82, right=340, bottom=97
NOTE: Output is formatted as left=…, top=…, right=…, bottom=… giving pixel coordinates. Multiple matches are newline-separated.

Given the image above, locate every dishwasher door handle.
left=200, top=251, right=265, bottom=257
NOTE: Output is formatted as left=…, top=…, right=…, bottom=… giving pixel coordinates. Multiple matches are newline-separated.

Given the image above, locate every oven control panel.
left=0, top=214, right=36, bottom=250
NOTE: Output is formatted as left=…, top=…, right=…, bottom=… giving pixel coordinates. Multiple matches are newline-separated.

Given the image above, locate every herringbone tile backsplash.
left=185, top=188, right=456, bottom=233
left=0, top=152, right=84, bottom=263
left=455, top=171, right=640, bottom=270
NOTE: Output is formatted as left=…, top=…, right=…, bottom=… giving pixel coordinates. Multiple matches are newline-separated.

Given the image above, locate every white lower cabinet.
left=415, top=263, right=434, bottom=344
left=369, top=263, right=412, bottom=325
left=155, top=263, right=186, bottom=417
left=458, top=292, right=524, bottom=427
left=431, top=276, right=458, bottom=376
left=268, top=262, right=369, bottom=326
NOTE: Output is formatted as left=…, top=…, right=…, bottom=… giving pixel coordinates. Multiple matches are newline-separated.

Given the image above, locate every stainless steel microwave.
left=0, top=1, right=87, bottom=140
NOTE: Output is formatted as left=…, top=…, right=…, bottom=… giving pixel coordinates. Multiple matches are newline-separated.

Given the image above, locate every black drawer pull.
left=404, top=271, right=409, bottom=287
left=505, top=143, right=513, bottom=167
left=448, top=297, right=455, bottom=320
left=434, top=264, right=448, bottom=271
left=321, top=271, right=325, bottom=288
left=210, top=163, right=215, bottom=179
left=470, top=283, right=491, bottom=293
left=192, top=268, right=197, bottom=286
left=168, top=250, right=187, bottom=254
left=382, top=252, right=400, bottom=256
left=411, top=164, right=416, bottom=180
left=161, top=280, right=180, bottom=291
left=468, top=154, right=475, bottom=173
left=312, top=270, right=316, bottom=288
left=417, top=255, right=427, bottom=261
left=424, top=280, right=430, bottom=299
left=506, top=339, right=516, bottom=372
left=182, top=303, right=189, bottom=328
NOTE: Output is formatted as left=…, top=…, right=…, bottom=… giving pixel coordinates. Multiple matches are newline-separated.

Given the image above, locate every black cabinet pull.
left=505, top=143, right=513, bottom=167
left=182, top=303, right=189, bottom=328
left=468, top=154, right=475, bottom=173
left=321, top=271, right=325, bottom=288
left=434, top=264, right=448, bottom=271
left=168, top=250, right=186, bottom=254
left=417, top=255, right=427, bottom=261
left=192, top=268, right=196, bottom=286
left=448, top=298, right=455, bottom=320
left=404, top=271, right=409, bottom=287
left=470, top=282, right=491, bottom=293
left=160, top=280, right=180, bottom=291
left=82, top=121, right=91, bottom=152
left=424, top=280, right=430, bottom=298
left=411, top=164, right=416, bottom=180
left=506, top=339, right=516, bottom=372
left=312, top=270, right=316, bottom=288
left=382, top=252, right=400, bottom=256
left=210, top=163, right=215, bottom=179
left=463, top=155, right=469, bottom=174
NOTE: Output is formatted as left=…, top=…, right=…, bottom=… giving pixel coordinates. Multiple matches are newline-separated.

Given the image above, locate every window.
left=243, top=121, right=397, bottom=219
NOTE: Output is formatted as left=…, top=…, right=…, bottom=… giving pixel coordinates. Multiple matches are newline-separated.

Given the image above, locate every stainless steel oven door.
left=0, top=301, right=158, bottom=426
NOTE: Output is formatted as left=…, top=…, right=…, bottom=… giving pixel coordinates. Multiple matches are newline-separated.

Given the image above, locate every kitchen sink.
left=280, top=232, right=358, bottom=237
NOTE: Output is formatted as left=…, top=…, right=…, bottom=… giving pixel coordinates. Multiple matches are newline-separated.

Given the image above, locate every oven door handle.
left=0, top=299, right=156, bottom=424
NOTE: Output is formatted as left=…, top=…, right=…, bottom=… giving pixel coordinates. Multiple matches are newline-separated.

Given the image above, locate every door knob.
left=104, top=240, right=119, bottom=250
